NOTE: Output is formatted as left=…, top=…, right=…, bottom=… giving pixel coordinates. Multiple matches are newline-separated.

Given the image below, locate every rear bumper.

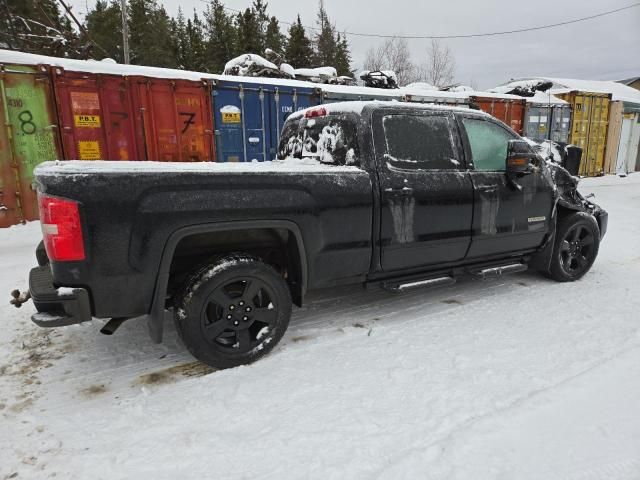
left=29, top=266, right=92, bottom=327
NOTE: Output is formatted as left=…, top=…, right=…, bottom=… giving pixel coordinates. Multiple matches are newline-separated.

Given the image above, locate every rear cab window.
left=278, top=112, right=360, bottom=166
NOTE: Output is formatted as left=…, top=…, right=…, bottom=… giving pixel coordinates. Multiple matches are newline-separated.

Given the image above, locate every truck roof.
left=290, top=101, right=489, bottom=122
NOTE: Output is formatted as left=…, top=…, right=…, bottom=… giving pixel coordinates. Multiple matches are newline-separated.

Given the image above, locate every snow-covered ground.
left=1, top=174, right=640, bottom=479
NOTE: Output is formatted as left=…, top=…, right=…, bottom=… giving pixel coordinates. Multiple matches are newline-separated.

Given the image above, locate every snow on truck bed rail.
left=35, top=159, right=363, bottom=176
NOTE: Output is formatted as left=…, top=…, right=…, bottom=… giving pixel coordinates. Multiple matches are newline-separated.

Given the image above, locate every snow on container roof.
left=0, top=49, right=318, bottom=89
left=505, top=77, right=640, bottom=104
left=488, top=85, right=568, bottom=105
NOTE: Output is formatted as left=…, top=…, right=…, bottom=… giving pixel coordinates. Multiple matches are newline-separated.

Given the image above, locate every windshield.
left=278, top=114, right=360, bottom=166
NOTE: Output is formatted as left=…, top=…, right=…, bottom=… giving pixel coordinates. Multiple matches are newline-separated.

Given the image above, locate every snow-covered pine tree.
left=285, top=15, right=313, bottom=68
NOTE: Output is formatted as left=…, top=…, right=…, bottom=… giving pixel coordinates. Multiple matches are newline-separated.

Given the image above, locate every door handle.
left=384, top=187, right=414, bottom=197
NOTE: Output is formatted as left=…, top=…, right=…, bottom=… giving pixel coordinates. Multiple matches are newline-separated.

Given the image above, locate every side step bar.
left=383, top=276, right=456, bottom=293
left=470, top=263, right=528, bottom=279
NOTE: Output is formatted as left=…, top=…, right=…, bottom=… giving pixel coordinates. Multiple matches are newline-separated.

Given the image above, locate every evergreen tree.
left=264, top=16, right=285, bottom=57
left=128, top=0, right=178, bottom=67
left=252, top=0, right=269, bottom=39
left=84, top=0, right=123, bottom=61
left=182, top=12, right=207, bottom=71
left=313, top=1, right=337, bottom=67
left=333, top=32, right=352, bottom=77
left=203, top=0, right=236, bottom=73
left=284, top=15, right=313, bottom=68
left=2, top=0, right=79, bottom=57
left=235, top=8, right=262, bottom=55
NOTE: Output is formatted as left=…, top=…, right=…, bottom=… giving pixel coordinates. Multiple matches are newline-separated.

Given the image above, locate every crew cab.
left=21, top=102, right=608, bottom=368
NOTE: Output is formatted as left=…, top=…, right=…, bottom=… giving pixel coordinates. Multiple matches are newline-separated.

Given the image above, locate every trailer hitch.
left=10, top=289, right=31, bottom=308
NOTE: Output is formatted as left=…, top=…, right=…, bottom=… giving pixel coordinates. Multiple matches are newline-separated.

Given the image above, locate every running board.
left=383, top=276, right=456, bottom=293
left=470, top=263, right=528, bottom=279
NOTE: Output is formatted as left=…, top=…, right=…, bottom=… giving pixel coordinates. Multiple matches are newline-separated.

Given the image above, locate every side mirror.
left=506, top=139, right=536, bottom=174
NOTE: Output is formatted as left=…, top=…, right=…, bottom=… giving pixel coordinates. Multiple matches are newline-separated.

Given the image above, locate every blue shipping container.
left=212, top=78, right=320, bottom=162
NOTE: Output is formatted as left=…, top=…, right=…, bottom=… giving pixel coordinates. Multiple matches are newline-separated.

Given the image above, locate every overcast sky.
left=71, top=0, right=640, bottom=88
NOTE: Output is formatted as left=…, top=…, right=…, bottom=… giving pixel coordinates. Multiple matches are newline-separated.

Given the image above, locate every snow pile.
left=445, top=85, right=474, bottom=92
left=223, top=54, right=292, bottom=79
left=294, top=67, right=337, bottom=81
left=404, top=82, right=437, bottom=91
left=359, top=70, right=399, bottom=89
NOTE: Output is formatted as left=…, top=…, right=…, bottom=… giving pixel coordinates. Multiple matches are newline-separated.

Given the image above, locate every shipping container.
left=131, top=77, right=214, bottom=161
left=469, top=95, right=526, bottom=134
left=320, top=84, right=404, bottom=103
left=555, top=91, right=611, bottom=177
left=524, top=101, right=572, bottom=144
left=604, top=101, right=623, bottom=174
left=403, top=91, right=470, bottom=107
left=615, top=111, right=640, bottom=174
left=211, top=78, right=320, bottom=162
left=52, top=68, right=139, bottom=161
left=0, top=63, right=61, bottom=226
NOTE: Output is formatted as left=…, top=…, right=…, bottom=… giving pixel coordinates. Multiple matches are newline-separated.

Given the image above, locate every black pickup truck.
left=22, top=102, right=607, bottom=368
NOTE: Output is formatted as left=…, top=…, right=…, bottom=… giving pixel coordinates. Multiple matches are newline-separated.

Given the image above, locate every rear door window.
left=278, top=115, right=359, bottom=166
left=382, top=114, right=460, bottom=170
left=461, top=118, right=516, bottom=171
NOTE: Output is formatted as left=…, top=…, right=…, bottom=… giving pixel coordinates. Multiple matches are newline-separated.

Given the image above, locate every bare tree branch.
left=363, top=37, right=417, bottom=87
left=417, top=39, right=456, bottom=87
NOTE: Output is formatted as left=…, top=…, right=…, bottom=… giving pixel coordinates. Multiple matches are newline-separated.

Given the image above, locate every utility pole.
left=120, top=0, right=130, bottom=64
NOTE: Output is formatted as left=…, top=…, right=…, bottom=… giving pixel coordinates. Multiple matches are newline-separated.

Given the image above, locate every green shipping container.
left=0, top=63, right=61, bottom=227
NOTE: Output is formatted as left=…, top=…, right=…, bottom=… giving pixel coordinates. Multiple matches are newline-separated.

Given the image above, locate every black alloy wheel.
left=175, top=254, right=292, bottom=369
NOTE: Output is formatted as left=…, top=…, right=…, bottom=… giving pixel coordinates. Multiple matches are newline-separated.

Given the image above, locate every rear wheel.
left=175, top=254, right=292, bottom=369
left=548, top=212, right=600, bottom=282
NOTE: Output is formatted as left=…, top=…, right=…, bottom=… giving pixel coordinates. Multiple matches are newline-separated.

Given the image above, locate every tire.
left=174, top=253, right=292, bottom=369
left=547, top=212, right=600, bottom=282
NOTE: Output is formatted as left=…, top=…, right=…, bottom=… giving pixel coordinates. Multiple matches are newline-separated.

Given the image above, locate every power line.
left=206, top=1, right=640, bottom=40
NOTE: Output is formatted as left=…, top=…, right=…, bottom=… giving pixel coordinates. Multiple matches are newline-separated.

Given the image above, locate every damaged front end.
left=547, top=162, right=608, bottom=239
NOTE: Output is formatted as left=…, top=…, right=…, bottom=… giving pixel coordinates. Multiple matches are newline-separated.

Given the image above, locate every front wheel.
left=175, top=254, right=292, bottom=369
left=548, top=212, right=600, bottom=282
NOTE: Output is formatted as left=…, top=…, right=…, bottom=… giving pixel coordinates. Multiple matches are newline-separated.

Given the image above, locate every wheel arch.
left=146, top=220, right=308, bottom=343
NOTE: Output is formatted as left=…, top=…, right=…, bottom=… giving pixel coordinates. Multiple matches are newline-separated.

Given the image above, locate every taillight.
left=305, top=107, right=327, bottom=118
left=38, top=194, right=85, bottom=262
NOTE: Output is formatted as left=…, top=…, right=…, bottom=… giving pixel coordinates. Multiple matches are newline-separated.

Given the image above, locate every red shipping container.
left=469, top=95, right=526, bottom=135
left=130, top=77, right=214, bottom=162
left=52, top=68, right=139, bottom=161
